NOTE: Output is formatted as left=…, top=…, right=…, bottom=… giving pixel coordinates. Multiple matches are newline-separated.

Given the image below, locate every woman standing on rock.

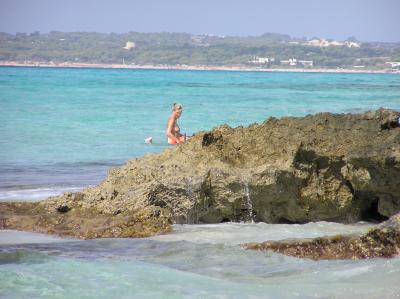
left=166, top=102, right=188, bottom=145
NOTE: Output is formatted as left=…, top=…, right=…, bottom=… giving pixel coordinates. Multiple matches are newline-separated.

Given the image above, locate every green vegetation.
left=0, top=31, right=399, bottom=69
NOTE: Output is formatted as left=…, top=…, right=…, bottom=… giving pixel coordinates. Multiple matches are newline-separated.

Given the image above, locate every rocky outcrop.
left=0, top=202, right=171, bottom=239
left=242, top=212, right=400, bottom=260
left=1, top=108, right=399, bottom=238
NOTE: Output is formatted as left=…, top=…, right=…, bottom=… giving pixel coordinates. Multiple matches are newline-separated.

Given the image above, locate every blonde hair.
left=172, top=102, right=183, bottom=111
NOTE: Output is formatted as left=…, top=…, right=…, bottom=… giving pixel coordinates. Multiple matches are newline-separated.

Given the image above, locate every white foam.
left=332, top=265, right=372, bottom=278
left=0, top=230, right=76, bottom=245
left=0, top=186, right=84, bottom=202
left=148, top=221, right=373, bottom=245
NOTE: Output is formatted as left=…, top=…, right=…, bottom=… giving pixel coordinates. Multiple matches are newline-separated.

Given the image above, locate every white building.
left=280, top=58, right=297, bottom=66
left=249, top=56, right=274, bottom=64
left=330, top=41, right=344, bottom=46
left=298, top=60, right=313, bottom=67
left=123, top=41, right=135, bottom=50
left=306, top=39, right=331, bottom=47
left=344, top=41, right=361, bottom=48
left=304, top=39, right=361, bottom=48
left=386, top=62, right=400, bottom=69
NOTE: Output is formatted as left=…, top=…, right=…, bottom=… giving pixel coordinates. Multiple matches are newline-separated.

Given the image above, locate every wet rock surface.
left=0, top=202, right=171, bottom=239
left=1, top=108, right=399, bottom=238
left=242, top=212, right=400, bottom=260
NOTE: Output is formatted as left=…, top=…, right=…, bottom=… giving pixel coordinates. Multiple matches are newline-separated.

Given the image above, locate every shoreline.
left=1, top=60, right=399, bottom=74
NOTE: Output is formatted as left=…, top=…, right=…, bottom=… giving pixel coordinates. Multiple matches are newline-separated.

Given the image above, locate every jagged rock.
left=1, top=108, right=399, bottom=238
left=242, top=212, right=400, bottom=260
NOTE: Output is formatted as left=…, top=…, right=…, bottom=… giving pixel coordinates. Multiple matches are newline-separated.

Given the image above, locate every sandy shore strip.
left=0, top=61, right=399, bottom=74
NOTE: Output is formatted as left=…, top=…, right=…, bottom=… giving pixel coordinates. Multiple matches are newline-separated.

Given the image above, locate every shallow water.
left=1, top=67, right=400, bottom=298
left=1, top=67, right=399, bottom=200
left=1, top=222, right=400, bottom=299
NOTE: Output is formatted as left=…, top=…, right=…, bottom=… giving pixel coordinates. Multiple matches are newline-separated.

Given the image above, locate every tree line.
left=0, top=31, right=399, bottom=68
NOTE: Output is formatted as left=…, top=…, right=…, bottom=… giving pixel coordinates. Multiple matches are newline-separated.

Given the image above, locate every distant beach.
left=0, top=60, right=398, bottom=74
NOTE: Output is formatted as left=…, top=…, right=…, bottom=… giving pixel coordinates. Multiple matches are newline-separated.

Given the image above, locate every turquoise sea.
left=1, top=67, right=399, bottom=200
left=1, top=66, right=400, bottom=298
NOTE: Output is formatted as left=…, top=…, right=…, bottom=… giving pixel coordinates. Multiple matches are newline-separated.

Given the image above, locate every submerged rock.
left=242, top=212, right=400, bottom=260
left=1, top=108, right=399, bottom=238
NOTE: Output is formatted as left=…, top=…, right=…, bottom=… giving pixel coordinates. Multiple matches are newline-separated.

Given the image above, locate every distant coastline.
left=0, top=60, right=399, bottom=74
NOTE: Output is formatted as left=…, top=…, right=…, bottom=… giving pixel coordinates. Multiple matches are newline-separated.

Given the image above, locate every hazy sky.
left=0, top=0, right=399, bottom=42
